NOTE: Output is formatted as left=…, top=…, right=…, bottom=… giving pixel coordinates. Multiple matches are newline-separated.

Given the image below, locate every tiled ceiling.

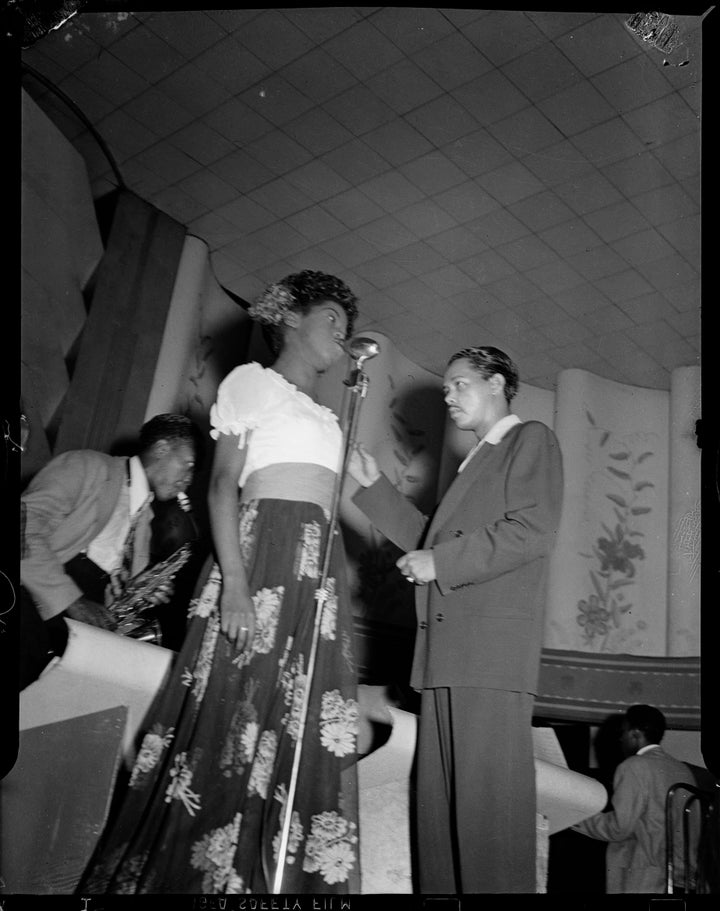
left=21, top=7, right=704, bottom=390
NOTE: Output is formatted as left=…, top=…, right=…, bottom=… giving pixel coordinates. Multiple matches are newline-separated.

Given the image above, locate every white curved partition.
left=19, top=619, right=174, bottom=764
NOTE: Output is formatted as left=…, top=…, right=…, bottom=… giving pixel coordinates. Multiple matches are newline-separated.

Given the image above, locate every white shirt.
left=85, top=455, right=152, bottom=573
left=636, top=743, right=663, bottom=756
left=457, top=414, right=522, bottom=472
left=210, top=363, right=343, bottom=487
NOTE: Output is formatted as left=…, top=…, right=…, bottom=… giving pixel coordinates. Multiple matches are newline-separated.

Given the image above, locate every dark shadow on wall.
left=342, top=379, right=445, bottom=688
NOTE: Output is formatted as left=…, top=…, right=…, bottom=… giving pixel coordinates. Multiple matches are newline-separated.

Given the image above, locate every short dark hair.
left=625, top=704, right=667, bottom=744
left=139, top=414, right=197, bottom=453
left=266, top=269, right=358, bottom=353
left=447, top=346, right=519, bottom=404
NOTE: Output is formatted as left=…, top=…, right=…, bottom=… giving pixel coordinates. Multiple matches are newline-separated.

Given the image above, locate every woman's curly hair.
left=249, top=269, right=358, bottom=353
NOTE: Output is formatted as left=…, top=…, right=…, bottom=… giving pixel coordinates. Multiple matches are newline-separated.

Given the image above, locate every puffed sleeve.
left=209, top=363, right=284, bottom=447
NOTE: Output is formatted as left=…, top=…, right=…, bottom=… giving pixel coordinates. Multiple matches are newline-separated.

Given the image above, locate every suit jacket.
left=353, top=420, right=563, bottom=693
left=574, top=747, right=698, bottom=893
left=21, top=450, right=151, bottom=620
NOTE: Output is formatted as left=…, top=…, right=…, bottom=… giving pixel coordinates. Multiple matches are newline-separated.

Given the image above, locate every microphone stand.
left=270, top=351, right=373, bottom=893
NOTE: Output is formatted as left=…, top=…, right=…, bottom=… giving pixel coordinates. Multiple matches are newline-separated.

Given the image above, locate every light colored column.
left=666, top=366, right=701, bottom=656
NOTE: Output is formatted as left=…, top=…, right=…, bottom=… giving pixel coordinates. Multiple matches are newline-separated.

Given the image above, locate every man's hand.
left=396, top=549, right=436, bottom=585
left=348, top=443, right=381, bottom=488
left=65, top=596, right=118, bottom=631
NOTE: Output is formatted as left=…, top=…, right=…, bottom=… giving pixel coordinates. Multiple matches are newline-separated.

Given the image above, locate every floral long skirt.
left=78, top=497, right=361, bottom=894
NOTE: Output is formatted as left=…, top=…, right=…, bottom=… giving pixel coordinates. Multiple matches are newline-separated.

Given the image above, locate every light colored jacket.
left=575, top=746, right=698, bottom=893
left=21, top=450, right=151, bottom=619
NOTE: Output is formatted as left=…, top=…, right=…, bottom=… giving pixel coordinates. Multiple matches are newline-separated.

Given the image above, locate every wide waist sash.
left=241, top=463, right=336, bottom=512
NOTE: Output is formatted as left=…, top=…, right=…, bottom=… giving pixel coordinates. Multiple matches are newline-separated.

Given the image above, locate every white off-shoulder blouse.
left=209, top=362, right=343, bottom=487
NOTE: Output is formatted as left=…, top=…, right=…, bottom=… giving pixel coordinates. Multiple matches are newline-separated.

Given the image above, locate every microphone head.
left=347, top=336, right=381, bottom=361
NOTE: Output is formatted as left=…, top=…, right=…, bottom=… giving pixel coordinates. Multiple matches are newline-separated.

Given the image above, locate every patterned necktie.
left=107, top=496, right=152, bottom=604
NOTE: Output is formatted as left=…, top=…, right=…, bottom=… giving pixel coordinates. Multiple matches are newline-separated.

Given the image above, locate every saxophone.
left=110, top=542, right=193, bottom=642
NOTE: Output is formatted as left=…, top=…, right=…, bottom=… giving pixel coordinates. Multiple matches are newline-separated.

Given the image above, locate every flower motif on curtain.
left=576, top=410, right=654, bottom=651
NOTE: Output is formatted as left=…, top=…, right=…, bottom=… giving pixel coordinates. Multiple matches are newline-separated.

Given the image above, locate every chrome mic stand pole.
left=271, top=338, right=378, bottom=893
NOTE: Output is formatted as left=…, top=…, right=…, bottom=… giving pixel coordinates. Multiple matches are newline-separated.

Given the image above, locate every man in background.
left=573, top=704, right=707, bottom=893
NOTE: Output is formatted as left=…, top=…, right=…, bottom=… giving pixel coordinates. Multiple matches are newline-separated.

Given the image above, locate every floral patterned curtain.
left=545, top=369, right=671, bottom=655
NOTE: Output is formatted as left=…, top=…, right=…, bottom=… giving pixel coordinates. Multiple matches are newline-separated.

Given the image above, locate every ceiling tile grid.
left=20, top=7, right=703, bottom=390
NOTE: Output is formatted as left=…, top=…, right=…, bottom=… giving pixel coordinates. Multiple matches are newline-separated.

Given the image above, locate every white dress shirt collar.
left=636, top=743, right=662, bottom=756
left=457, top=414, right=522, bottom=472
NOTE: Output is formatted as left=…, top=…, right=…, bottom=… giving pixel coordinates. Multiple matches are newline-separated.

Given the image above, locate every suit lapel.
left=428, top=441, right=495, bottom=538
left=415, top=449, right=491, bottom=624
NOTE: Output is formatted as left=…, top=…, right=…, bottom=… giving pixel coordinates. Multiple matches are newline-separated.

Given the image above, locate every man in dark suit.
left=349, top=346, right=564, bottom=893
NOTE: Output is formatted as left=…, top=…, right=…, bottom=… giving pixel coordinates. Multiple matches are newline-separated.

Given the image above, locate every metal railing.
left=665, top=781, right=718, bottom=893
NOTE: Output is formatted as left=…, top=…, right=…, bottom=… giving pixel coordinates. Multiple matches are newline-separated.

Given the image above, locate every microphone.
left=343, top=336, right=380, bottom=388
left=346, top=336, right=381, bottom=366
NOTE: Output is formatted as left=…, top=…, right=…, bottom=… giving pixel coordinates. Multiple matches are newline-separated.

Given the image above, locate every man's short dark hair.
left=139, top=414, right=197, bottom=453
left=625, top=704, right=667, bottom=744
left=447, top=345, right=519, bottom=404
